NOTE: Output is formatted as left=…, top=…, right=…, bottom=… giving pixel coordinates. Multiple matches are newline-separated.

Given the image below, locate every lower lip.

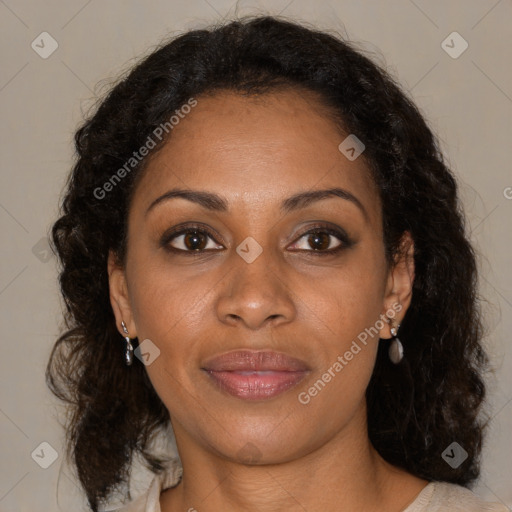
left=203, top=370, right=309, bottom=400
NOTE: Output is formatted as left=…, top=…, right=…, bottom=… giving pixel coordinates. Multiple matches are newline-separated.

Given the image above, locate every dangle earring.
left=388, top=318, right=403, bottom=364
left=121, top=321, right=134, bottom=366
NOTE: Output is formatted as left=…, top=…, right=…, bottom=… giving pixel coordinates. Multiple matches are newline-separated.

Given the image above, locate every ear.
left=108, top=250, right=137, bottom=338
left=379, top=231, right=415, bottom=340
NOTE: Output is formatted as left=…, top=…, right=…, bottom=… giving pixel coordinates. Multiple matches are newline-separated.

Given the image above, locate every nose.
left=215, top=251, right=296, bottom=330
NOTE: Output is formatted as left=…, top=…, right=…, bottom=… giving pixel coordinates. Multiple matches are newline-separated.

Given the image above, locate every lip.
left=202, top=350, right=311, bottom=372
left=201, top=350, right=311, bottom=401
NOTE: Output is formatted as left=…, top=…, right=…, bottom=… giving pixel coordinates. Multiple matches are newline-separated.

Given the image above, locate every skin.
left=108, top=88, right=427, bottom=511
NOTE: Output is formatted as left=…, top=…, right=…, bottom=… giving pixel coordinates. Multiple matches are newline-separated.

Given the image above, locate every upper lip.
left=201, top=350, right=311, bottom=372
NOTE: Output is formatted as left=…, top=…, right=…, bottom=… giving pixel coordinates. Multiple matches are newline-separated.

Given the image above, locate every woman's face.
left=109, top=88, right=413, bottom=464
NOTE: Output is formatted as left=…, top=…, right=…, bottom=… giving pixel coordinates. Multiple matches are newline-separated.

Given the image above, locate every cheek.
left=292, top=272, right=385, bottom=436
left=292, top=254, right=387, bottom=412
left=126, top=261, right=209, bottom=404
left=127, top=253, right=209, bottom=337
left=302, top=252, right=388, bottom=340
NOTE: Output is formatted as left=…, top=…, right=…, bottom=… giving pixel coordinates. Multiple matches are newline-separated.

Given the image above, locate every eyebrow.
left=145, top=187, right=368, bottom=220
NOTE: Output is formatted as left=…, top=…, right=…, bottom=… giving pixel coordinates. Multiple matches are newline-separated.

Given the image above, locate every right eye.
left=160, top=225, right=225, bottom=253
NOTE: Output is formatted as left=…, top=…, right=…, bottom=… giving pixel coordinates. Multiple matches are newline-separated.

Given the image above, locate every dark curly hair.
left=46, top=15, right=490, bottom=512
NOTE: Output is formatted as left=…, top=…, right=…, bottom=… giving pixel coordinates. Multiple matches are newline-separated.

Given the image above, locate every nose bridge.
left=233, top=244, right=277, bottom=296
left=216, top=243, right=295, bottom=329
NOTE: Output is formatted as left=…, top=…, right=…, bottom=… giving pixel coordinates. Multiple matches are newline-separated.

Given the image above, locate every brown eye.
left=287, top=224, right=354, bottom=256
left=306, top=232, right=333, bottom=251
left=161, top=226, right=224, bottom=253
left=182, top=231, right=208, bottom=251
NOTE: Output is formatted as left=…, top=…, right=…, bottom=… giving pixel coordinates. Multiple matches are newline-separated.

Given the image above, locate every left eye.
left=288, top=229, right=344, bottom=252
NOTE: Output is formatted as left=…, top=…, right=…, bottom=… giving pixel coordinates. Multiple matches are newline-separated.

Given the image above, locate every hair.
left=47, top=14, right=490, bottom=512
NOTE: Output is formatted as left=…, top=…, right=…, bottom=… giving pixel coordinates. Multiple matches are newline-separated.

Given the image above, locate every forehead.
left=131, top=89, right=380, bottom=225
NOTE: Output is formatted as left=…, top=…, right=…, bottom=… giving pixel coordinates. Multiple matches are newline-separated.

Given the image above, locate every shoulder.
left=404, top=481, right=509, bottom=512
left=101, top=458, right=183, bottom=512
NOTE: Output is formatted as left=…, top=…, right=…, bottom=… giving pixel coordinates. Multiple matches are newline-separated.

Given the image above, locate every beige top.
left=106, top=458, right=508, bottom=512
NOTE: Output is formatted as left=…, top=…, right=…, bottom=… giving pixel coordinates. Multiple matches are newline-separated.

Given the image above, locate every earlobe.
left=107, top=250, right=137, bottom=338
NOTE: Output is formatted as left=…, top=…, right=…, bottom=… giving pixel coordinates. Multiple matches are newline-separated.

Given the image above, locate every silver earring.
left=388, top=319, right=403, bottom=364
left=121, top=321, right=133, bottom=366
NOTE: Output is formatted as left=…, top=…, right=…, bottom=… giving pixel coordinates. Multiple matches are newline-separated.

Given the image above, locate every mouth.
left=201, top=350, right=311, bottom=401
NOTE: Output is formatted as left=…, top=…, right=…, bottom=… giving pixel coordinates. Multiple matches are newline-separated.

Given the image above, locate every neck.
left=160, top=407, right=428, bottom=512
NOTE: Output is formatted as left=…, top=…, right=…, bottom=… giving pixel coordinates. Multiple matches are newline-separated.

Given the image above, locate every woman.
left=47, top=15, right=508, bottom=512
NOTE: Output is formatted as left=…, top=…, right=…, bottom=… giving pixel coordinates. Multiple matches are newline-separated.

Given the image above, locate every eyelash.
left=160, top=222, right=353, bottom=257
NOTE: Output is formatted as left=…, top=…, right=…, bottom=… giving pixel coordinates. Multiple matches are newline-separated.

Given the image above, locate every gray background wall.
left=0, top=1, right=511, bottom=510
